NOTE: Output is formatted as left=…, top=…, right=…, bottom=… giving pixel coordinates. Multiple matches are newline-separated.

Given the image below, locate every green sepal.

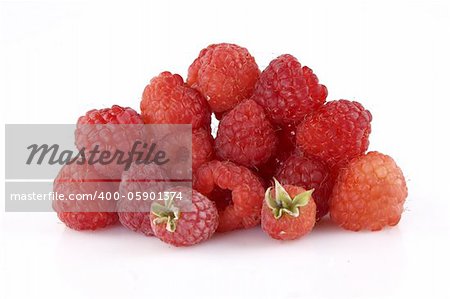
left=151, top=200, right=180, bottom=233
left=265, top=187, right=278, bottom=210
left=274, top=178, right=294, bottom=209
left=265, top=178, right=314, bottom=220
left=292, top=189, right=314, bottom=207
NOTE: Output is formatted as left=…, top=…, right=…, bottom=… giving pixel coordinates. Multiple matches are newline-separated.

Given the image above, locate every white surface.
left=1, top=0, right=449, bottom=298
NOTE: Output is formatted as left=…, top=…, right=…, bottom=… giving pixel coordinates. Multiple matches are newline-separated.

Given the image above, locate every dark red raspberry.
left=252, top=54, right=327, bottom=125
left=275, top=123, right=298, bottom=153
left=194, top=160, right=264, bottom=232
left=253, top=147, right=293, bottom=189
left=255, top=123, right=299, bottom=186
left=261, top=179, right=316, bottom=240
left=254, top=122, right=299, bottom=188
left=215, top=99, right=277, bottom=168
left=330, top=152, right=408, bottom=231
left=117, top=163, right=168, bottom=236
left=275, top=152, right=333, bottom=220
left=213, top=111, right=226, bottom=121
left=150, top=187, right=219, bottom=247
left=53, top=161, right=118, bottom=231
left=140, top=71, right=211, bottom=129
left=187, top=43, right=260, bottom=113
left=296, top=100, right=372, bottom=171
left=75, top=105, right=145, bottom=179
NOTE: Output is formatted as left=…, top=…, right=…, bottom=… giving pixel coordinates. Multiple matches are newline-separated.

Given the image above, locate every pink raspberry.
left=150, top=187, right=219, bottom=247
left=53, top=161, right=118, bottom=231
left=75, top=105, right=145, bottom=179
left=117, top=163, right=168, bottom=236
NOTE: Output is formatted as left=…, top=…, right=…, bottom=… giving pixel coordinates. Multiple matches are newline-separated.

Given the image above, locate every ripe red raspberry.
left=194, top=160, right=265, bottom=232
left=158, top=127, right=214, bottom=180
left=75, top=105, right=145, bottom=179
left=261, top=179, right=316, bottom=240
left=150, top=187, right=219, bottom=247
left=296, top=100, right=372, bottom=171
left=275, top=152, right=333, bottom=220
left=53, top=161, right=118, bottom=231
left=117, top=163, right=168, bottom=236
left=252, top=54, right=327, bottom=125
left=215, top=99, right=277, bottom=168
left=187, top=43, right=260, bottom=113
left=330, top=152, right=408, bottom=231
left=192, top=128, right=214, bottom=173
left=140, top=71, right=211, bottom=129
left=77, top=105, right=143, bottom=125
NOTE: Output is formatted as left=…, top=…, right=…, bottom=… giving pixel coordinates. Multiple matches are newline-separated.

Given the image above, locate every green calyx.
left=151, top=199, right=180, bottom=233
left=265, top=178, right=314, bottom=220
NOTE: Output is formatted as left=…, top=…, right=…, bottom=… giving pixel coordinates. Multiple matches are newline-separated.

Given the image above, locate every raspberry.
left=255, top=121, right=301, bottom=184
left=53, top=161, right=118, bottom=231
left=158, top=127, right=214, bottom=180
left=330, top=152, right=408, bottom=231
left=261, top=179, right=316, bottom=240
left=192, top=128, right=214, bottom=172
left=255, top=123, right=298, bottom=185
left=77, top=105, right=143, bottom=125
left=140, top=71, right=211, bottom=129
left=194, top=160, right=265, bottom=232
left=187, top=43, right=260, bottom=113
left=75, top=105, right=145, bottom=179
left=215, top=99, right=277, bottom=168
left=275, top=152, right=333, bottom=220
left=296, top=100, right=372, bottom=170
left=117, top=163, right=168, bottom=236
left=252, top=54, right=327, bottom=125
left=150, top=187, right=219, bottom=247
left=254, top=149, right=292, bottom=189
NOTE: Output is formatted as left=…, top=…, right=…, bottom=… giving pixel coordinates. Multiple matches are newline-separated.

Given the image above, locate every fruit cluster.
left=53, top=43, right=408, bottom=246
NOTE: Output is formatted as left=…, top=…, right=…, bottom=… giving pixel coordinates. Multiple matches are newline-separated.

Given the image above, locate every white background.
left=1, top=0, right=449, bottom=298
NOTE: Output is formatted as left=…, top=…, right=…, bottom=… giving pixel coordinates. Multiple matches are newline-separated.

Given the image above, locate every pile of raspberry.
left=54, top=43, right=408, bottom=246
